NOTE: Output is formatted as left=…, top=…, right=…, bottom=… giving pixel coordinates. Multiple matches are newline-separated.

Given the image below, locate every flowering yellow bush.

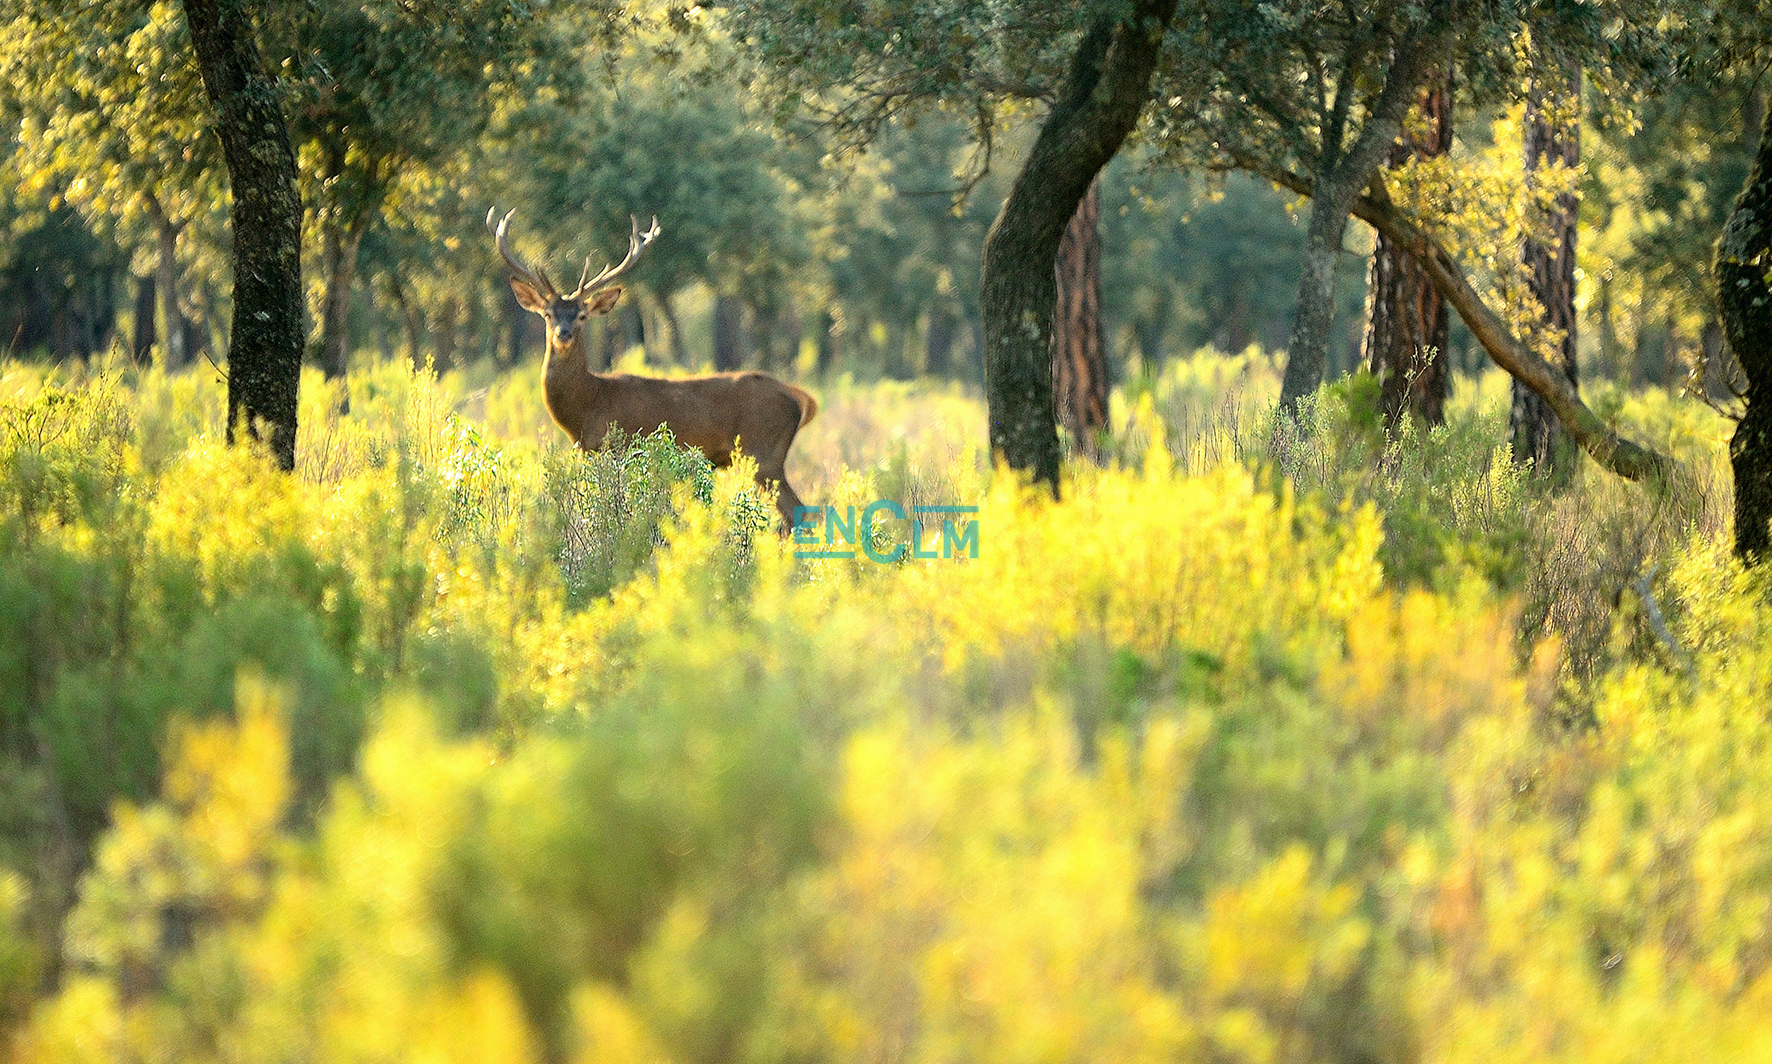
left=0, top=356, right=1763, bottom=1062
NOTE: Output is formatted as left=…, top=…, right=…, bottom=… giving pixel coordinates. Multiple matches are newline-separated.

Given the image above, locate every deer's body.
left=542, top=343, right=816, bottom=517
left=491, top=209, right=816, bottom=525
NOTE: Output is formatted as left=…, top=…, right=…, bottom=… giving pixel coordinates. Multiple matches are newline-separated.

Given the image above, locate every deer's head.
left=488, top=207, right=660, bottom=349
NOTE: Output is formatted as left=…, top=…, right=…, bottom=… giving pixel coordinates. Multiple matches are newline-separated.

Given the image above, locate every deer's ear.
left=585, top=286, right=624, bottom=315
left=511, top=277, right=549, bottom=313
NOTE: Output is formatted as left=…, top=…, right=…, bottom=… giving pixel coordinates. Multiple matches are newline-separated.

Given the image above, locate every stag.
left=489, top=208, right=817, bottom=526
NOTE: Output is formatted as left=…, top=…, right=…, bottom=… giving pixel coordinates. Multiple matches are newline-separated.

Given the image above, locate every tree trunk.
left=1053, top=173, right=1110, bottom=459
left=816, top=310, right=837, bottom=377
left=657, top=291, right=689, bottom=368
left=980, top=0, right=1178, bottom=490
left=131, top=273, right=157, bottom=366
left=154, top=215, right=187, bottom=369
left=1510, top=68, right=1581, bottom=477
left=619, top=303, right=645, bottom=359
left=926, top=305, right=958, bottom=377
left=1718, top=97, right=1772, bottom=562
left=1363, top=70, right=1452, bottom=432
left=713, top=294, right=744, bottom=371
left=181, top=0, right=302, bottom=470
left=316, top=217, right=366, bottom=379
left=433, top=295, right=458, bottom=373
left=1279, top=193, right=1354, bottom=407
left=502, top=281, right=526, bottom=366
left=1275, top=14, right=1452, bottom=412
left=1244, top=160, right=1676, bottom=483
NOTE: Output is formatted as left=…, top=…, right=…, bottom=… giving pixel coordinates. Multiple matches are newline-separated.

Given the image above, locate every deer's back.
left=576, top=370, right=804, bottom=463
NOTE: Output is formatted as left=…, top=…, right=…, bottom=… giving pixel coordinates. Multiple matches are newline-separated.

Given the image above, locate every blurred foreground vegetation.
left=0, top=351, right=1766, bottom=1062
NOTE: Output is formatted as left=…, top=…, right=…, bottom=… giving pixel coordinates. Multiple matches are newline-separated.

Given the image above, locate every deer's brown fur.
left=492, top=209, right=817, bottom=525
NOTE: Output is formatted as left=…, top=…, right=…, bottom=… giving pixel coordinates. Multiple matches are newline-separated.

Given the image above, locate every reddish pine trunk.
left=1363, top=71, right=1452, bottom=432
left=1052, top=174, right=1110, bottom=459
left=1510, top=69, right=1581, bottom=477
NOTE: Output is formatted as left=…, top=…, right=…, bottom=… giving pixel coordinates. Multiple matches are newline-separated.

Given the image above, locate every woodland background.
left=2, top=1, right=1772, bottom=1062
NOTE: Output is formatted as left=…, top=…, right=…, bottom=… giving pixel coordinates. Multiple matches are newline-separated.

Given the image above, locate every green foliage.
left=0, top=354, right=1764, bottom=1064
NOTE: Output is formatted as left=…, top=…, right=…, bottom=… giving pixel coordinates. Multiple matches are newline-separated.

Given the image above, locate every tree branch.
left=1241, top=154, right=1680, bottom=484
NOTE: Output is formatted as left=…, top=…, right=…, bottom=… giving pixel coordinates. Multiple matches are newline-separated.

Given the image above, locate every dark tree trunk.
left=502, top=282, right=527, bottom=366
left=1363, top=70, right=1452, bottom=432
left=713, top=294, right=744, bottom=371
left=597, top=315, right=619, bottom=370
left=1053, top=174, right=1110, bottom=459
left=657, top=291, right=689, bottom=368
left=316, top=218, right=366, bottom=379
left=181, top=0, right=302, bottom=470
left=131, top=273, right=157, bottom=366
left=433, top=295, right=458, bottom=373
left=619, top=303, right=645, bottom=358
left=153, top=214, right=187, bottom=369
left=926, top=305, right=958, bottom=377
left=1510, top=68, right=1581, bottom=478
left=1718, top=97, right=1772, bottom=562
left=816, top=310, right=837, bottom=377
left=1277, top=14, right=1452, bottom=412
left=980, top=0, right=1179, bottom=490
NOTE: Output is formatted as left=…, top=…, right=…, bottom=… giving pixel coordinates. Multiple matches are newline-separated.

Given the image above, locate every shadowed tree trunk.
left=1364, top=69, right=1452, bottom=432
left=1053, top=173, right=1110, bottom=459
left=980, top=0, right=1179, bottom=491
left=925, top=305, right=958, bottom=377
left=433, top=295, right=458, bottom=373
left=181, top=0, right=303, bottom=470
left=1718, top=97, right=1772, bottom=562
left=1510, top=68, right=1581, bottom=477
left=315, top=216, right=367, bottom=379
left=816, top=309, right=837, bottom=377
left=150, top=209, right=188, bottom=369
left=131, top=273, right=157, bottom=365
left=714, top=294, right=744, bottom=371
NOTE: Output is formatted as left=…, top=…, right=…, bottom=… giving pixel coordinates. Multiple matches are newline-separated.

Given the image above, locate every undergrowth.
left=0, top=350, right=1761, bottom=1064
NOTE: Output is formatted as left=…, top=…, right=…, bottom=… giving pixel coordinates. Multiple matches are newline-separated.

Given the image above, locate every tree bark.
left=713, top=294, right=744, bottom=371
left=657, top=291, right=689, bottom=367
left=131, top=273, right=157, bottom=366
left=1053, top=173, right=1110, bottom=459
left=153, top=213, right=187, bottom=369
left=433, top=295, right=458, bottom=373
left=1510, top=68, right=1581, bottom=477
left=181, top=0, right=302, bottom=470
left=316, top=218, right=366, bottom=379
left=1717, top=97, right=1772, bottom=562
left=980, top=0, right=1178, bottom=490
left=1277, top=13, right=1453, bottom=411
left=926, top=304, right=958, bottom=377
left=1363, top=70, right=1452, bottom=432
left=1245, top=160, right=1676, bottom=483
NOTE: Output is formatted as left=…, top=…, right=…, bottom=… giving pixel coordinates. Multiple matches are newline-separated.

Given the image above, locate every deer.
left=488, top=207, right=818, bottom=528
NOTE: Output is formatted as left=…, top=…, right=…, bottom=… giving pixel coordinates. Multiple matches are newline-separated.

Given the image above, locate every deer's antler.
left=487, top=207, right=558, bottom=298
left=573, top=215, right=661, bottom=298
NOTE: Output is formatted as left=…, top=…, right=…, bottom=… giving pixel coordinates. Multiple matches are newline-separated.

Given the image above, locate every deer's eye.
left=576, top=309, right=589, bottom=321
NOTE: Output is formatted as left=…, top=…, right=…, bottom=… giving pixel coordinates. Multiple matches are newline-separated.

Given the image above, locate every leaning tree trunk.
left=980, top=0, right=1178, bottom=491
left=1053, top=173, right=1110, bottom=460
left=1718, top=97, right=1772, bottom=563
left=1364, top=69, right=1452, bottom=432
left=181, top=0, right=303, bottom=471
left=1510, top=68, right=1581, bottom=478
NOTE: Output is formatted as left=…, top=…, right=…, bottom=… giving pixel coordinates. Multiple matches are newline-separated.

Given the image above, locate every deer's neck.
left=542, top=336, right=605, bottom=442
